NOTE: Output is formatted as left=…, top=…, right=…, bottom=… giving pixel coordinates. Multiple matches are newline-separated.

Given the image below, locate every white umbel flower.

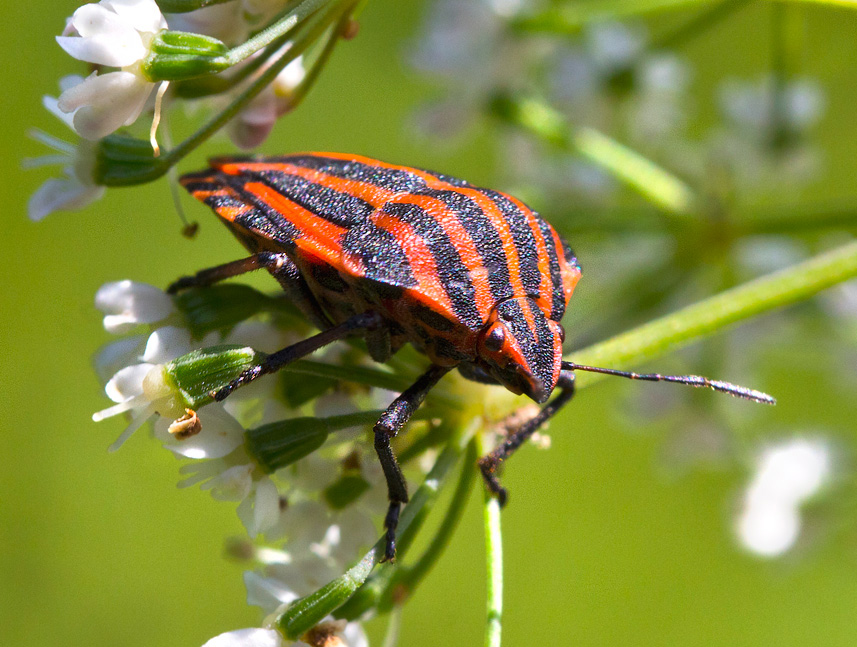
left=95, top=280, right=175, bottom=333
left=56, top=0, right=167, bottom=139
left=27, top=81, right=105, bottom=221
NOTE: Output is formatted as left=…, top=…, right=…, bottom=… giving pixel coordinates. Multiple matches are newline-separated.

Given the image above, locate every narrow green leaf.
left=490, top=94, right=696, bottom=216
left=570, top=239, right=857, bottom=387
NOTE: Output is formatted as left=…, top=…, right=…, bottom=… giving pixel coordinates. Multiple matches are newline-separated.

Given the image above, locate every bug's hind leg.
left=213, top=311, right=385, bottom=400
left=168, top=252, right=333, bottom=330
left=373, top=364, right=452, bottom=562
left=478, top=371, right=576, bottom=506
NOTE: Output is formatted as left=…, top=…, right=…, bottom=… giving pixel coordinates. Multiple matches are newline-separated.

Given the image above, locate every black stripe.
left=340, top=221, right=418, bottom=289
left=412, top=188, right=515, bottom=306
left=534, top=218, right=568, bottom=321
left=243, top=168, right=375, bottom=228
left=381, top=202, right=482, bottom=329
left=216, top=173, right=301, bottom=247
left=478, top=189, right=543, bottom=301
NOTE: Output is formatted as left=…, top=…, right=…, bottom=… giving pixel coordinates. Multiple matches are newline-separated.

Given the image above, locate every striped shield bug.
left=174, top=152, right=774, bottom=561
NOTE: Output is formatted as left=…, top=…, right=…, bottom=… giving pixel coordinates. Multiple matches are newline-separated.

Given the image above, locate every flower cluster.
left=29, top=0, right=355, bottom=220
left=91, top=279, right=423, bottom=646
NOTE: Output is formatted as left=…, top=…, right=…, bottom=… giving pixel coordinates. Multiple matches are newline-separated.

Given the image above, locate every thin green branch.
left=569, top=238, right=857, bottom=388
left=479, top=433, right=503, bottom=647
left=164, top=1, right=351, bottom=166
left=490, top=93, right=697, bottom=217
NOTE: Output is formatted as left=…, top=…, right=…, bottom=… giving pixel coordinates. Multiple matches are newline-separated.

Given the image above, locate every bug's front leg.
left=478, top=371, right=576, bottom=506
left=167, top=252, right=333, bottom=330
left=374, top=364, right=452, bottom=562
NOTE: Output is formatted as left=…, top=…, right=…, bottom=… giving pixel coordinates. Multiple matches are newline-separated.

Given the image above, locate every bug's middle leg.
left=214, top=311, right=385, bottom=400
left=478, top=371, right=576, bottom=506
left=374, top=364, right=452, bottom=562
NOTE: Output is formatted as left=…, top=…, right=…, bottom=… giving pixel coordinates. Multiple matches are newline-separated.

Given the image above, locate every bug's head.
left=476, top=297, right=564, bottom=404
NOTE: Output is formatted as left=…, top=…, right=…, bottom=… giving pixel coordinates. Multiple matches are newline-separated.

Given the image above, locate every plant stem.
left=480, top=432, right=503, bottom=647
left=569, top=238, right=857, bottom=387
left=164, top=0, right=351, bottom=166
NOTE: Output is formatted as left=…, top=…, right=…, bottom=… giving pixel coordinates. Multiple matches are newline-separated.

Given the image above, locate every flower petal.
left=142, top=326, right=191, bottom=364
left=105, top=363, right=154, bottom=402
left=201, top=628, right=284, bottom=647
left=93, top=335, right=147, bottom=382
left=103, top=0, right=167, bottom=34
left=203, top=463, right=254, bottom=500
left=58, top=71, right=153, bottom=140
left=96, top=280, right=174, bottom=333
left=27, top=177, right=105, bottom=221
left=59, top=4, right=146, bottom=66
left=158, top=405, right=246, bottom=459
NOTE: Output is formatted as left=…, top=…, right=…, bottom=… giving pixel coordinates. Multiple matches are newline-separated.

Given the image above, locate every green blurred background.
left=4, top=1, right=857, bottom=646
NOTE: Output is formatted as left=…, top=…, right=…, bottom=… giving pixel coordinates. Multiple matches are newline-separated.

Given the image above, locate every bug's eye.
left=484, top=326, right=506, bottom=352
left=558, top=326, right=566, bottom=343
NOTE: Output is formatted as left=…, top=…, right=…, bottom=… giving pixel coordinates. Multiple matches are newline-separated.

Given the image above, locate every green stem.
left=215, top=0, right=329, bottom=66
left=480, top=433, right=503, bottom=647
left=165, top=1, right=349, bottom=165
left=275, top=434, right=468, bottom=640
left=490, top=94, right=697, bottom=217
left=569, top=239, right=857, bottom=388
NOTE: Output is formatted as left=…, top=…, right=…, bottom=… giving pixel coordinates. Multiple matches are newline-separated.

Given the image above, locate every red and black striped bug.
left=173, top=152, right=774, bottom=560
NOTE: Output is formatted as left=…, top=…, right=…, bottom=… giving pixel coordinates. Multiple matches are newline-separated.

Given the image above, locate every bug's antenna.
left=560, top=361, right=776, bottom=405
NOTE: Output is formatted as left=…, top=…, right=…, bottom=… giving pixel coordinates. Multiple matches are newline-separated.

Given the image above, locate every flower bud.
left=143, top=30, right=230, bottom=81
left=94, top=135, right=166, bottom=185
left=165, top=345, right=266, bottom=409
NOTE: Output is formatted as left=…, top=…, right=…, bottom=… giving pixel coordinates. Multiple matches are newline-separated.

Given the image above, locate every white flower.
left=95, top=280, right=175, bottom=333
left=735, top=437, right=832, bottom=557
left=26, top=82, right=105, bottom=221
left=56, top=0, right=167, bottom=139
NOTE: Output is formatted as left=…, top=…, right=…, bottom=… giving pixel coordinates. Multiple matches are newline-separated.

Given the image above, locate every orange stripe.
left=369, top=208, right=457, bottom=319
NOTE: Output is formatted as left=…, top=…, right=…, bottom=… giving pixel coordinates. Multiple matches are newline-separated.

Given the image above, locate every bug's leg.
left=478, top=371, right=576, bottom=506
left=167, top=252, right=332, bottom=330
left=214, top=311, right=384, bottom=400
left=374, top=364, right=452, bottom=562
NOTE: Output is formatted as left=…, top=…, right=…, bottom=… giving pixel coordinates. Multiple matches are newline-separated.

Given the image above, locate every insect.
left=173, top=152, right=774, bottom=560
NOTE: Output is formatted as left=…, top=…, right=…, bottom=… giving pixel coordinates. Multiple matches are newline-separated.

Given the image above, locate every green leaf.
left=95, top=135, right=166, bottom=186
left=245, top=417, right=329, bottom=473
left=155, top=0, right=235, bottom=12
left=172, top=284, right=281, bottom=338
